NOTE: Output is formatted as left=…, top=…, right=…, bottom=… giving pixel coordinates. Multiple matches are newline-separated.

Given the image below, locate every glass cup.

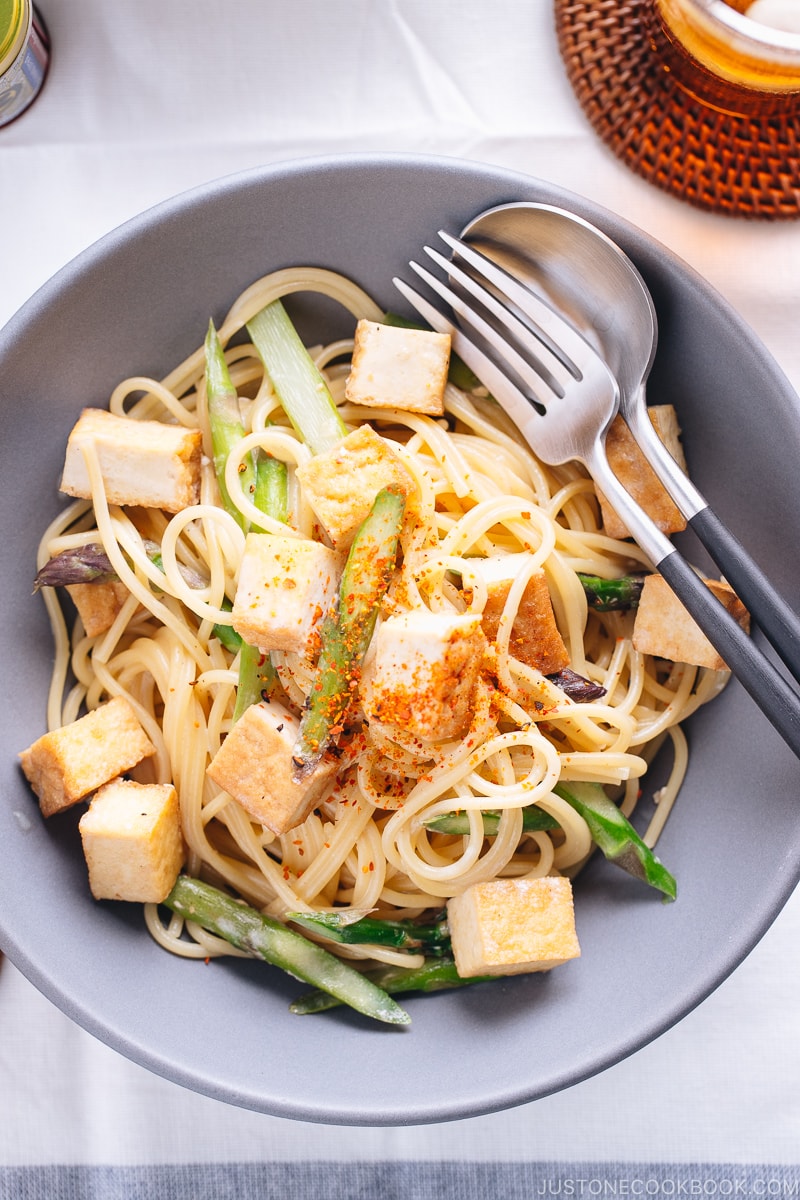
left=0, top=1, right=50, bottom=128
left=554, top=0, right=800, bottom=217
left=652, top=0, right=800, bottom=115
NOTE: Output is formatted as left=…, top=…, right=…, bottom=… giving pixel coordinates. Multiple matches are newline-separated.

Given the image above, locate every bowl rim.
left=3, top=150, right=800, bottom=1125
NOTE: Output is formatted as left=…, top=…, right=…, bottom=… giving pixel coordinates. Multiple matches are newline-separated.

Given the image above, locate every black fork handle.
left=659, top=547, right=800, bottom=758
left=593, top=443, right=800, bottom=759
left=688, top=505, right=800, bottom=687
left=624, top=400, right=800, bottom=688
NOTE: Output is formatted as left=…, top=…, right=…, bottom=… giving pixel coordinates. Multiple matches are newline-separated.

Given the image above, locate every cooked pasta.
left=34, top=266, right=726, bottom=978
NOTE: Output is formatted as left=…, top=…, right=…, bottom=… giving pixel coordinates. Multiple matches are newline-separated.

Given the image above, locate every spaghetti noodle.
left=34, top=267, right=725, bottom=976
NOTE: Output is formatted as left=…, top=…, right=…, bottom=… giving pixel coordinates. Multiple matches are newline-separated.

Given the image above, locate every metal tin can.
left=0, top=2, right=50, bottom=128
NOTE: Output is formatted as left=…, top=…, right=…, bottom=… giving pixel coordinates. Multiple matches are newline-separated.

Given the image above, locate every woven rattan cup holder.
left=555, top=0, right=800, bottom=219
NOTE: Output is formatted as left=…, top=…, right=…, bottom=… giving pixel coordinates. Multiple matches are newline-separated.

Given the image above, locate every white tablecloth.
left=2, top=2, right=800, bottom=1194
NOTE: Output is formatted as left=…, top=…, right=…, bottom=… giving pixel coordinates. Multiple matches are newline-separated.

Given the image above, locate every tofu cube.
left=447, top=876, right=581, bottom=978
left=361, top=610, right=487, bottom=742
left=296, top=425, right=418, bottom=550
left=206, top=700, right=338, bottom=835
left=231, top=533, right=340, bottom=656
left=598, top=407, right=688, bottom=539
left=632, top=573, right=750, bottom=670
left=345, top=319, right=450, bottom=415
left=60, top=408, right=203, bottom=513
left=66, top=579, right=131, bottom=637
left=78, top=779, right=185, bottom=903
left=478, top=554, right=570, bottom=674
left=19, top=696, right=157, bottom=818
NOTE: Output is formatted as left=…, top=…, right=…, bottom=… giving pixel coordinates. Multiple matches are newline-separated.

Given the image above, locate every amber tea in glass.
left=652, top=0, right=800, bottom=115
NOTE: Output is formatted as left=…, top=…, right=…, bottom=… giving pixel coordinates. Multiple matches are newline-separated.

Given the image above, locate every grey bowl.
left=2, top=153, right=800, bottom=1125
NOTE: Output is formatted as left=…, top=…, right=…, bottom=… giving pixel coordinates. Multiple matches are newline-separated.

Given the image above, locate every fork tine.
left=391, top=274, right=550, bottom=447
left=406, top=257, right=556, bottom=410
left=439, top=231, right=593, bottom=373
left=421, top=244, right=575, bottom=400
left=401, top=231, right=800, bottom=766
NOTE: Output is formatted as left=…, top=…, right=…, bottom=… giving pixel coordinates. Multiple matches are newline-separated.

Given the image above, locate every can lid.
left=0, top=0, right=28, bottom=74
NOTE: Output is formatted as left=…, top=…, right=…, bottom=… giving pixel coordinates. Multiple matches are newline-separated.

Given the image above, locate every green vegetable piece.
left=423, top=807, right=559, bottom=836
left=578, top=572, right=646, bottom=612
left=212, top=597, right=241, bottom=653
left=247, top=299, right=348, bottom=455
left=213, top=623, right=242, bottom=653
left=554, top=780, right=677, bottom=899
left=163, top=876, right=410, bottom=1026
left=206, top=327, right=290, bottom=718
left=290, top=955, right=494, bottom=1015
left=232, top=641, right=278, bottom=722
left=253, top=453, right=288, bottom=528
left=235, top=448, right=288, bottom=718
left=205, top=320, right=256, bottom=533
left=292, top=486, right=405, bottom=776
left=286, top=911, right=451, bottom=954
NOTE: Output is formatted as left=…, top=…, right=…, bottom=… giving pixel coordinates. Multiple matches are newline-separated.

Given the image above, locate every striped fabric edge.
left=2, top=1161, right=800, bottom=1200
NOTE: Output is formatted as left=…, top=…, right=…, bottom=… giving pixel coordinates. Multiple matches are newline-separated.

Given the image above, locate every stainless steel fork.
left=393, top=233, right=800, bottom=759
left=459, top=199, right=800, bottom=690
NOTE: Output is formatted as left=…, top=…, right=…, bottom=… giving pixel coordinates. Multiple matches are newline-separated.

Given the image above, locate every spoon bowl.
left=460, top=199, right=800, bottom=693
left=461, top=201, right=658, bottom=414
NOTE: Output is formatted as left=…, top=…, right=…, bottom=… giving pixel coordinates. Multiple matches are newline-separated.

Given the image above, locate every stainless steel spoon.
left=461, top=201, right=800, bottom=685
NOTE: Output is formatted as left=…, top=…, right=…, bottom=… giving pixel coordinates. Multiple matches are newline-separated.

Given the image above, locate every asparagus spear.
left=205, top=320, right=256, bottom=533
left=33, top=543, right=118, bottom=589
left=554, top=780, right=676, bottom=899
left=211, top=612, right=280, bottom=715
left=205, top=320, right=291, bottom=715
left=163, top=875, right=410, bottom=1026
left=211, top=598, right=242, bottom=653
left=232, top=642, right=278, bottom=721
left=203, top=594, right=277, bottom=718
left=578, top=572, right=646, bottom=612
left=292, top=486, right=405, bottom=776
left=286, top=911, right=451, bottom=955
left=253, top=453, right=288, bottom=527
left=423, top=806, right=560, bottom=836
left=247, top=299, right=348, bottom=455
left=33, top=541, right=206, bottom=591
left=207, top=317, right=291, bottom=536
left=289, top=778, right=676, bottom=1017
left=424, top=786, right=675, bottom=898
left=291, top=956, right=494, bottom=1015
left=213, top=624, right=242, bottom=653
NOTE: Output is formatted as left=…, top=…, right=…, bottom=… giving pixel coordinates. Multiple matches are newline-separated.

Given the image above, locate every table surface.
left=2, top=3, right=800, bottom=1196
